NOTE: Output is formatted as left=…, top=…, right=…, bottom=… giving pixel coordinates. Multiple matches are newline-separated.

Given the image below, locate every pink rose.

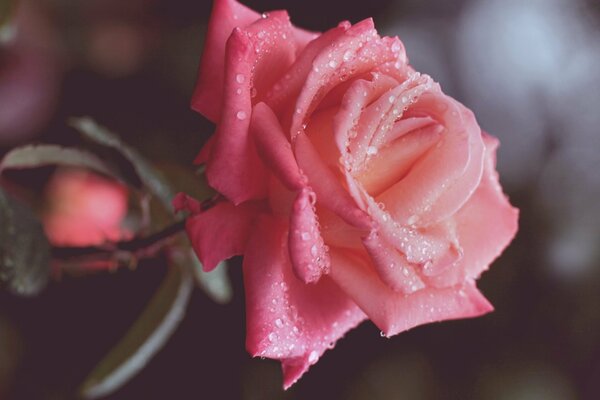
left=43, top=169, right=129, bottom=247
left=176, top=0, right=518, bottom=388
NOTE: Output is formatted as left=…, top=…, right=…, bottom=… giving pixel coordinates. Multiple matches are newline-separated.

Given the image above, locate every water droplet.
left=343, top=50, right=353, bottom=62
left=388, top=95, right=396, bottom=103
left=250, top=87, right=257, bottom=98
left=292, top=326, right=300, bottom=334
left=379, top=331, right=387, bottom=337
left=261, top=12, right=268, bottom=19
left=391, top=42, right=401, bottom=53
left=308, top=350, right=318, bottom=363
left=235, top=74, right=245, bottom=84
left=328, top=60, right=338, bottom=68
left=301, top=232, right=310, bottom=241
left=310, top=245, right=318, bottom=257
left=402, top=267, right=409, bottom=276
left=282, top=33, right=287, bottom=39
left=268, top=332, right=277, bottom=342
left=407, top=215, right=418, bottom=225
left=236, top=110, right=247, bottom=120
left=275, top=318, right=284, bottom=328
left=295, top=107, right=302, bottom=114
left=367, top=146, right=378, bottom=155
left=257, top=31, right=265, bottom=39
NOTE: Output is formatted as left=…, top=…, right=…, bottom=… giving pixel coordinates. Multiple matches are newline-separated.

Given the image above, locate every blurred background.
left=1, top=0, right=599, bottom=398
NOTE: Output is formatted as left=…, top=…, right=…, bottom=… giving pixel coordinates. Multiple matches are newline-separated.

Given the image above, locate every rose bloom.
left=43, top=169, right=129, bottom=247
left=175, top=0, right=518, bottom=388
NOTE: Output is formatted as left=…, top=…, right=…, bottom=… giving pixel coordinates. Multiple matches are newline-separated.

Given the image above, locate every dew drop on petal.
left=328, top=60, right=338, bottom=68
left=388, top=95, right=396, bottom=103
left=308, top=350, right=318, bottom=363
left=367, top=146, right=378, bottom=156
left=301, top=232, right=311, bottom=241
left=310, top=245, right=318, bottom=257
left=236, top=74, right=245, bottom=84
left=275, top=318, right=284, bottom=328
left=236, top=110, right=247, bottom=120
left=268, top=332, right=277, bottom=342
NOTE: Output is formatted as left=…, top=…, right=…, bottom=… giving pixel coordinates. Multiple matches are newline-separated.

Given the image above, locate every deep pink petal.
left=329, top=249, right=493, bottom=336
left=191, top=0, right=260, bottom=122
left=288, top=187, right=330, bottom=283
left=295, top=132, right=372, bottom=229
left=204, top=11, right=304, bottom=204
left=265, top=22, right=350, bottom=119
left=193, top=134, right=216, bottom=165
left=251, top=102, right=306, bottom=191
left=185, top=200, right=261, bottom=271
left=290, top=20, right=402, bottom=140
left=243, top=216, right=366, bottom=388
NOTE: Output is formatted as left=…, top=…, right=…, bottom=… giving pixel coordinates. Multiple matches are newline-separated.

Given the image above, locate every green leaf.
left=69, top=117, right=175, bottom=212
left=0, top=187, right=50, bottom=296
left=80, top=262, right=193, bottom=399
left=0, top=144, right=117, bottom=178
left=191, top=254, right=232, bottom=304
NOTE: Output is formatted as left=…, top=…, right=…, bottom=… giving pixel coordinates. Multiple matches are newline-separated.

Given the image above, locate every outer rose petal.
left=329, top=249, right=493, bottom=336
left=191, top=0, right=259, bottom=122
left=204, top=10, right=304, bottom=204
left=244, top=216, right=366, bottom=388
left=180, top=197, right=261, bottom=271
left=192, top=0, right=315, bottom=122
left=425, top=135, right=519, bottom=287
left=251, top=102, right=306, bottom=191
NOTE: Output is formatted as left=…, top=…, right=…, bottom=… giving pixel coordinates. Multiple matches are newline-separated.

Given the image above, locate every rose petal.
left=265, top=22, right=350, bottom=119
left=362, top=230, right=425, bottom=294
left=191, top=0, right=259, bottom=122
left=203, top=10, right=306, bottom=204
left=356, top=121, right=443, bottom=196
left=290, top=19, right=401, bottom=140
left=425, top=134, right=519, bottom=287
left=184, top=199, right=261, bottom=271
left=333, top=74, right=398, bottom=164
left=243, top=216, right=366, bottom=388
left=295, top=132, right=372, bottom=229
left=288, top=188, right=330, bottom=283
left=378, top=93, right=485, bottom=227
left=193, top=134, right=216, bottom=165
left=349, top=73, right=433, bottom=169
left=329, top=249, right=493, bottom=336
left=251, top=102, right=306, bottom=191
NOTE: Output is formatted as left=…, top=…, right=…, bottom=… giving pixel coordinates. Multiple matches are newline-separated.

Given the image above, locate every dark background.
left=1, top=0, right=600, bottom=398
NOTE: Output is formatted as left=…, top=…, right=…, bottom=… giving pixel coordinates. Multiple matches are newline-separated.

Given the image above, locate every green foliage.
left=80, top=262, right=194, bottom=399
left=0, top=187, right=49, bottom=296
